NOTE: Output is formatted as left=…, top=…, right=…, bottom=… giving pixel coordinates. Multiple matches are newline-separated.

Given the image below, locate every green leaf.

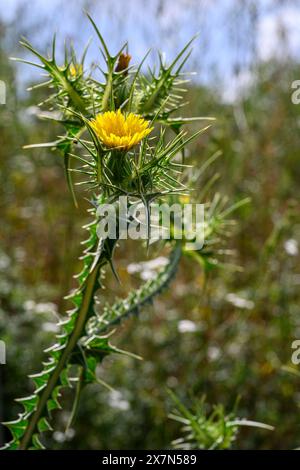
left=38, top=417, right=53, bottom=433
left=3, top=418, right=27, bottom=440
left=15, top=395, right=38, bottom=415
left=32, top=433, right=45, bottom=450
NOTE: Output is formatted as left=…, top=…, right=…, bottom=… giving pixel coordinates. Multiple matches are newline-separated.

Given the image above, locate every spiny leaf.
left=38, top=417, right=53, bottom=433
left=2, top=418, right=27, bottom=440
left=15, top=395, right=38, bottom=415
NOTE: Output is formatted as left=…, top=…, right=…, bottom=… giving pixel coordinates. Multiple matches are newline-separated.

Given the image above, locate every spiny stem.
left=19, top=262, right=102, bottom=450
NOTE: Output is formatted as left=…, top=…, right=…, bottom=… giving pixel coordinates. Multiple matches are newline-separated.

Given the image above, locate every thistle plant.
left=2, top=15, right=246, bottom=450
left=168, top=392, right=274, bottom=450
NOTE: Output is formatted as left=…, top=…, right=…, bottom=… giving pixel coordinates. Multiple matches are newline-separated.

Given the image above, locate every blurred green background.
left=0, top=0, right=300, bottom=450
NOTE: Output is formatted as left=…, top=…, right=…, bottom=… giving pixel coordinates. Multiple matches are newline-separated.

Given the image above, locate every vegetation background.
left=0, top=0, right=300, bottom=450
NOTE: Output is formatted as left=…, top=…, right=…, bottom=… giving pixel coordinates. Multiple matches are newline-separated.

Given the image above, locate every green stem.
left=102, top=69, right=113, bottom=111
left=19, top=262, right=102, bottom=450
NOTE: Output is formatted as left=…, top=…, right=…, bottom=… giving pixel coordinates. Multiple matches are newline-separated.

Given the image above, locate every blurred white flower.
left=23, top=300, right=58, bottom=315
left=284, top=239, right=299, bottom=256
left=141, top=269, right=157, bottom=281
left=108, top=390, right=130, bottom=411
left=35, top=302, right=58, bottom=315
left=53, top=428, right=74, bottom=443
left=226, top=293, right=254, bottom=310
left=127, top=256, right=168, bottom=280
left=208, top=346, right=221, bottom=361
left=23, top=300, right=36, bottom=311
left=65, top=428, right=75, bottom=439
left=42, top=322, right=59, bottom=333
left=0, top=253, right=10, bottom=270
left=178, top=319, right=198, bottom=333
left=53, top=431, right=66, bottom=443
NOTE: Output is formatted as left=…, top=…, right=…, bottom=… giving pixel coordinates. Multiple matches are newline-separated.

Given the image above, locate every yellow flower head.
left=90, top=109, right=153, bottom=150
left=179, top=195, right=191, bottom=204
left=69, top=63, right=83, bottom=78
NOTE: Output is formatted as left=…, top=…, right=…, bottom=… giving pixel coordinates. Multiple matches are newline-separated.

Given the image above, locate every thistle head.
left=90, top=109, right=153, bottom=151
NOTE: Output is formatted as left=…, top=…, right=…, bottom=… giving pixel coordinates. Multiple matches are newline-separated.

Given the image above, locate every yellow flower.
left=179, top=195, right=191, bottom=204
left=90, top=109, right=153, bottom=150
left=69, top=63, right=83, bottom=77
